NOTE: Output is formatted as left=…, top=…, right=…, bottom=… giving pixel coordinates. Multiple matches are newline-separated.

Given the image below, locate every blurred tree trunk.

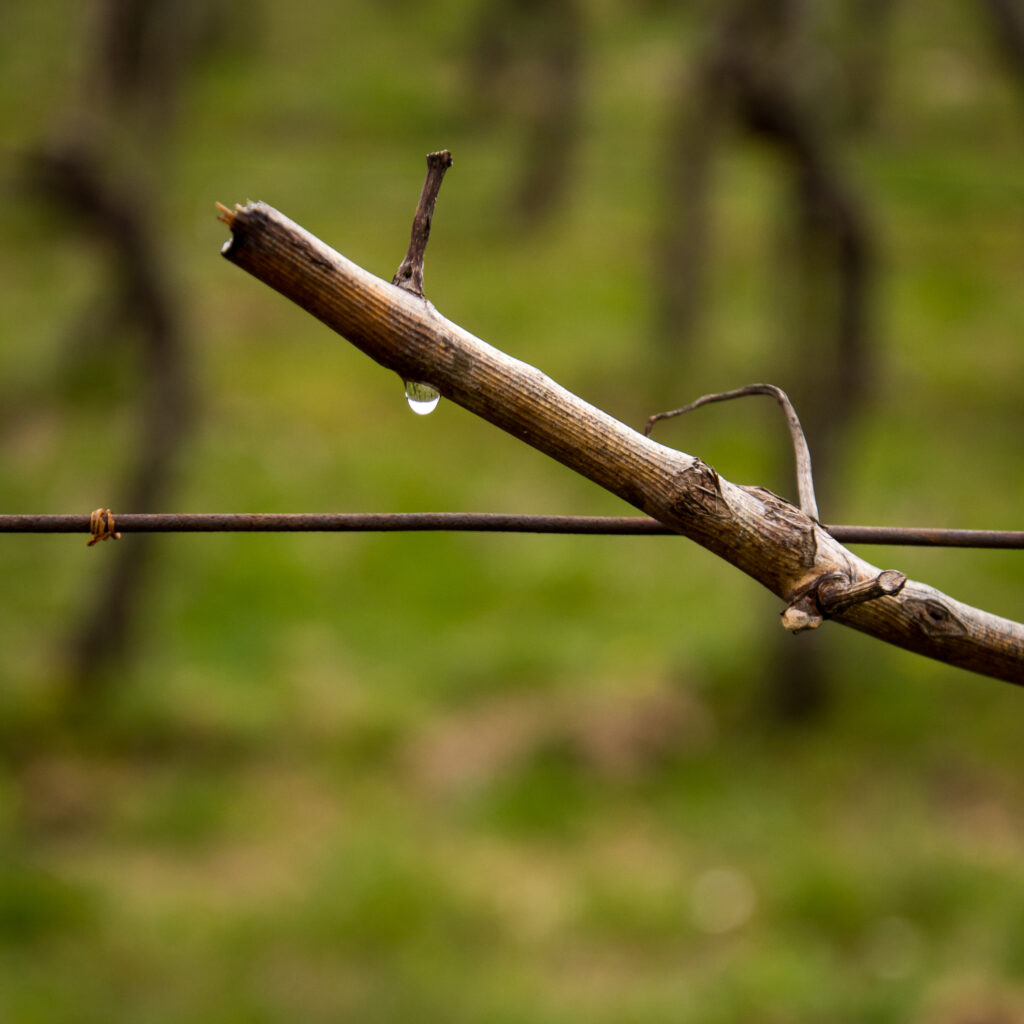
left=978, top=0, right=1024, bottom=104
left=655, top=0, right=876, bottom=720
left=651, top=13, right=731, bottom=361
left=468, top=0, right=584, bottom=225
left=840, top=0, right=900, bottom=130
left=30, top=147, right=191, bottom=709
left=21, top=0, right=239, bottom=711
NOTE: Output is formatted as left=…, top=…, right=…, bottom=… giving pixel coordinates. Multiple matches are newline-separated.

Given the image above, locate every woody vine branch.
left=212, top=153, right=1023, bottom=685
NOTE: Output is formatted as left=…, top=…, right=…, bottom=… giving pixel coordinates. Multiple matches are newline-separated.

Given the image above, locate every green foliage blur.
left=1, top=1, right=1023, bottom=1021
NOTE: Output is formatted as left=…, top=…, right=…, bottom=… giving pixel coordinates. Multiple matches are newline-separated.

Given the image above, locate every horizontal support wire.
left=0, top=513, right=1022, bottom=547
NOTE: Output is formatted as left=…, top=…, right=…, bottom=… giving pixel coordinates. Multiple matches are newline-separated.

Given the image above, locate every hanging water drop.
left=404, top=380, right=440, bottom=416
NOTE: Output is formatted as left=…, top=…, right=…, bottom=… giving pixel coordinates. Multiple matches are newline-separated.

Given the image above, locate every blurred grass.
left=1, top=0, right=1024, bottom=1021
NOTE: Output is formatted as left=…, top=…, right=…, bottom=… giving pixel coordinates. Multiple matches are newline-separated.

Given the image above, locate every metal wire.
left=1, top=512, right=1022, bottom=547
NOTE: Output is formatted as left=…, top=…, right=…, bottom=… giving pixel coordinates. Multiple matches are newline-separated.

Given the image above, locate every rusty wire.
left=1, top=512, right=1022, bottom=548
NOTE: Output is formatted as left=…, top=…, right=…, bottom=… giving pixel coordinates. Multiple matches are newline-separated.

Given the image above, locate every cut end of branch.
left=875, top=569, right=909, bottom=595
left=215, top=201, right=237, bottom=227
left=427, top=149, right=453, bottom=172
left=217, top=202, right=241, bottom=256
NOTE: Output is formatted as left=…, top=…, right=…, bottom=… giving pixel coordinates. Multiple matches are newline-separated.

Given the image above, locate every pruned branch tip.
left=393, top=149, right=453, bottom=298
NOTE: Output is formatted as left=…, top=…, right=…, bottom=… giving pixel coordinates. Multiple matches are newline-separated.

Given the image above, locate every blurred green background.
left=2, top=1, right=1023, bottom=1021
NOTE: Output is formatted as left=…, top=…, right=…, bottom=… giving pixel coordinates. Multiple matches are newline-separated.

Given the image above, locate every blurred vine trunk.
left=24, top=0, right=236, bottom=711
left=978, top=0, right=1024, bottom=105
left=31, top=148, right=191, bottom=710
left=468, top=0, right=584, bottom=225
left=651, top=12, right=731, bottom=365
left=654, top=0, right=878, bottom=720
left=838, top=0, right=899, bottom=130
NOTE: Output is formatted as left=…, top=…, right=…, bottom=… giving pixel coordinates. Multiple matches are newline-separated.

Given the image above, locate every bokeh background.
left=2, top=1, right=1023, bottom=1021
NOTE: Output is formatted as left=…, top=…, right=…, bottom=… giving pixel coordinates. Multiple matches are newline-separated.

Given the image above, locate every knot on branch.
left=904, top=597, right=969, bottom=639
left=671, top=460, right=732, bottom=522
left=781, top=568, right=907, bottom=633
left=749, top=486, right=818, bottom=568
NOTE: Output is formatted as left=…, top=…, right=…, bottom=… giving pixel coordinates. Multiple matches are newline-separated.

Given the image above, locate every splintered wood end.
left=215, top=201, right=237, bottom=227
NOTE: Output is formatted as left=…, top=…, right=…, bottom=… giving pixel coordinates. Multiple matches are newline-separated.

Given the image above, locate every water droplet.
left=404, top=380, right=440, bottom=416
